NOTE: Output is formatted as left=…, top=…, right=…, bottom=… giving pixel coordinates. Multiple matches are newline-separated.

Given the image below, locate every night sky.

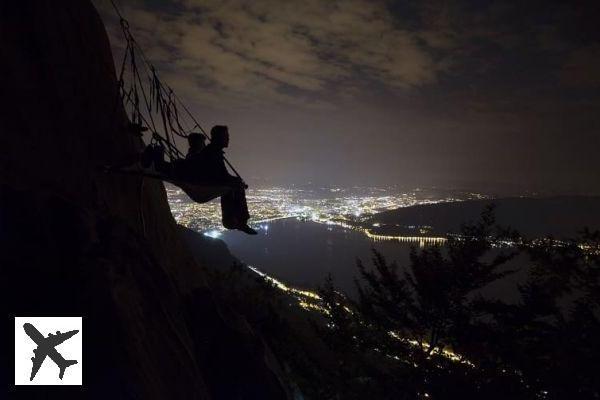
left=96, top=0, right=600, bottom=194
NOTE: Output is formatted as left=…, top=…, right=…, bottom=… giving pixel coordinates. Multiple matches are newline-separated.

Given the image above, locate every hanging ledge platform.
left=104, top=165, right=233, bottom=203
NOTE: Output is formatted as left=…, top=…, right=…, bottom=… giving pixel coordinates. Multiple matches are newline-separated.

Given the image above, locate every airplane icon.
left=23, top=322, right=79, bottom=381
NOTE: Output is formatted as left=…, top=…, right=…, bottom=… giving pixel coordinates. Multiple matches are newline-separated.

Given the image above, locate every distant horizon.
left=239, top=178, right=600, bottom=198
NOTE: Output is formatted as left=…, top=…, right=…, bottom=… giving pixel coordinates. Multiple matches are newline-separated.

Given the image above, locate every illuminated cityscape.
left=167, top=184, right=488, bottom=242
left=166, top=184, right=485, bottom=306
left=167, top=185, right=595, bottom=395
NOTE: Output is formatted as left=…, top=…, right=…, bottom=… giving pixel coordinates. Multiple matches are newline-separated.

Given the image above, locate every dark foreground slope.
left=0, top=2, right=287, bottom=398
left=370, top=196, right=600, bottom=238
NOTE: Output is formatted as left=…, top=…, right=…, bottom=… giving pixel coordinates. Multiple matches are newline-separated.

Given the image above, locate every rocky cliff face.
left=1, top=2, right=288, bottom=398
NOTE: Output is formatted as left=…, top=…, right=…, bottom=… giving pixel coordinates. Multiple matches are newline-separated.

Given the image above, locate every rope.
left=109, top=0, right=243, bottom=180
left=113, top=4, right=183, bottom=133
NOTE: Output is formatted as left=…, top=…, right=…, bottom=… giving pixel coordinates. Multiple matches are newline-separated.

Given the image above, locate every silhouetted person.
left=190, top=126, right=256, bottom=235
left=185, top=133, right=206, bottom=159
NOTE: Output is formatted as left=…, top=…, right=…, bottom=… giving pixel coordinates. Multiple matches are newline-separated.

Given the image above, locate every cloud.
left=99, top=0, right=447, bottom=108
left=98, top=0, right=600, bottom=114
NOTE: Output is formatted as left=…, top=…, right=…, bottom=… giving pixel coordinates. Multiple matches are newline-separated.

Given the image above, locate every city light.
left=246, top=264, right=473, bottom=366
left=168, top=185, right=488, bottom=244
left=203, top=230, right=222, bottom=238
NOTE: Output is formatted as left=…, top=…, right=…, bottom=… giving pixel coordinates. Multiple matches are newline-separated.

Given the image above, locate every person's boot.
left=239, top=224, right=258, bottom=235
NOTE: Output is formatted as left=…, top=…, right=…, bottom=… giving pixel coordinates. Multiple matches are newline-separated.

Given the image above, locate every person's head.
left=210, top=125, right=229, bottom=148
left=187, top=133, right=206, bottom=151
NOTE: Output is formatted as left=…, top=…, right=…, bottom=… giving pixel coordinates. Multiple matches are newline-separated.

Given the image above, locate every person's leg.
left=221, top=189, right=239, bottom=229
left=235, top=186, right=250, bottom=225
left=221, top=182, right=255, bottom=234
left=233, top=185, right=255, bottom=234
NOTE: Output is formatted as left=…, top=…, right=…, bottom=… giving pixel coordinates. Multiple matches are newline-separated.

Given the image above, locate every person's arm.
left=215, top=156, right=235, bottom=181
left=205, top=149, right=236, bottom=183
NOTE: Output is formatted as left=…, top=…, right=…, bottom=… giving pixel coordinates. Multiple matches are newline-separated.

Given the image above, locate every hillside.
left=1, top=2, right=287, bottom=398
left=369, top=196, right=600, bottom=238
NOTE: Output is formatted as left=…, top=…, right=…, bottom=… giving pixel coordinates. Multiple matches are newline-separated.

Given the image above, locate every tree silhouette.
left=487, top=228, right=600, bottom=399
left=316, top=207, right=600, bottom=399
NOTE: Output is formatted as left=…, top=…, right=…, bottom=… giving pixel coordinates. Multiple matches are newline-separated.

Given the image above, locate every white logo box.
left=14, top=316, right=83, bottom=386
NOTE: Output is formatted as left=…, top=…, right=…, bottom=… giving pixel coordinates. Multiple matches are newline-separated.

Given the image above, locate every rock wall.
left=1, top=1, right=288, bottom=398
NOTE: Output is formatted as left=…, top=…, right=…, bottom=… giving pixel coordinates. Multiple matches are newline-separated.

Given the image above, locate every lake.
left=219, top=217, right=527, bottom=301
left=219, top=218, right=420, bottom=296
